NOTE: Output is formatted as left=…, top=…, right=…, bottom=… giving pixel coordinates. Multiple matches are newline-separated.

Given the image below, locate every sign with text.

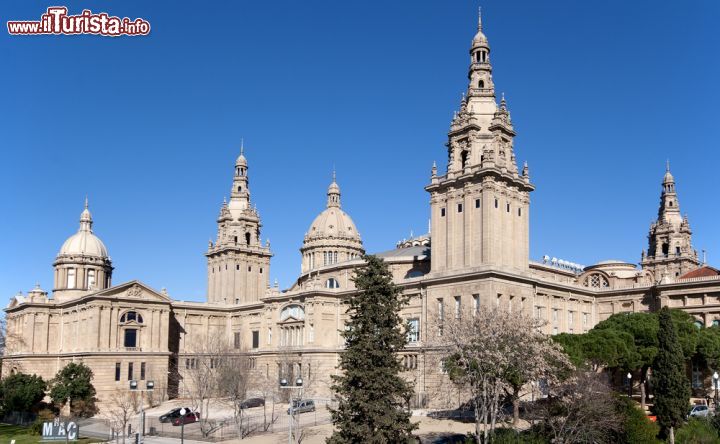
left=41, top=418, right=79, bottom=441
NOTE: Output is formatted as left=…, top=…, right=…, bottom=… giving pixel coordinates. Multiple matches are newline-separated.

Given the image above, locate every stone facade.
left=4, top=11, right=719, bottom=409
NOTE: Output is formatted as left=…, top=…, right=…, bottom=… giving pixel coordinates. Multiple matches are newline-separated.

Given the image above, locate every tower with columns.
left=426, top=9, right=533, bottom=273
left=641, top=163, right=699, bottom=281
left=206, top=145, right=272, bottom=304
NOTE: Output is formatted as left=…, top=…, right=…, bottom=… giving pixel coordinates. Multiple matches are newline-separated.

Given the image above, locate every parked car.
left=172, top=410, right=200, bottom=426
left=240, top=398, right=265, bottom=409
left=287, top=399, right=315, bottom=415
left=159, top=407, right=193, bottom=423
left=688, top=405, right=710, bottom=418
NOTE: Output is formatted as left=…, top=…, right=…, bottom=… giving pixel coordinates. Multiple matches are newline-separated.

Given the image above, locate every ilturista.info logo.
left=7, top=6, right=151, bottom=36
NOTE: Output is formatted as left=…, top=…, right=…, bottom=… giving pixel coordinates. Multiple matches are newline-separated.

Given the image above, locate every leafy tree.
left=0, top=372, right=46, bottom=413
left=653, top=307, right=691, bottom=444
left=328, top=255, right=417, bottom=444
left=696, top=326, right=720, bottom=370
left=49, top=362, right=98, bottom=417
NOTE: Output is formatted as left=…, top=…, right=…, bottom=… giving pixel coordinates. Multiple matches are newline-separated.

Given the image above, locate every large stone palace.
left=4, top=11, right=719, bottom=408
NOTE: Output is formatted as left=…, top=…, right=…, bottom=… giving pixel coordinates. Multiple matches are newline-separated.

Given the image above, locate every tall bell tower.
left=426, top=9, right=534, bottom=273
left=206, top=144, right=272, bottom=304
left=640, top=163, right=699, bottom=281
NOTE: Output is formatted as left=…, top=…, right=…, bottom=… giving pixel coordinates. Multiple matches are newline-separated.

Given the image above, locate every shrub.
left=675, top=418, right=719, bottom=444
left=29, top=408, right=57, bottom=435
left=614, top=396, right=660, bottom=444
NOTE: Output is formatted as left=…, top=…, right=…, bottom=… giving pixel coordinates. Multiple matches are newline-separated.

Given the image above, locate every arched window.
left=478, top=80, right=484, bottom=89
left=583, top=274, right=609, bottom=289
left=326, top=278, right=340, bottom=289
left=694, top=320, right=704, bottom=329
left=405, top=269, right=425, bottom=279
left=280, top=304, right=305, bottom=321
left=712, top=320, right=720, bottom=328
left=238, top=186, right=242, bottom=192
left=245, top=232, right=251, bottom=245
left=120, top=311, right=144, bottom=324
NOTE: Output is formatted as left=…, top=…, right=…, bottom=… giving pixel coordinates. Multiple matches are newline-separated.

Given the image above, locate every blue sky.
left=2, top=1, right=719, bottom=303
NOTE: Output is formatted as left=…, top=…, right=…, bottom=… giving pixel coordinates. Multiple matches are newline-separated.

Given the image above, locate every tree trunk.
left=640, top=379, right=647, bottom=412
left=512, top=385, right=521, bottom=425
left=669, top=426, right=675, bottom=444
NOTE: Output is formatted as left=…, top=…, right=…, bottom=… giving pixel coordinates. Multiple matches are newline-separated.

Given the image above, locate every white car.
left=688, top=405, right=711, bottom=418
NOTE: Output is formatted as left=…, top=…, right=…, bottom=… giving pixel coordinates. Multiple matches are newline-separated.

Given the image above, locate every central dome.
left=306, top=206, right=360, bottom=242
left=300, top=175, right=364, bottom=273
left=58, top=201, right=109, bottom=258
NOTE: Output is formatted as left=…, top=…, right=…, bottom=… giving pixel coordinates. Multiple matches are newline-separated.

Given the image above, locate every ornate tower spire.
left=230, top=142, right=250, bottom=211
left=327, top=170, right=341, bottom=208
left=79, top=197, right=93, bottom=232
left=426, top=9, right=533, bottom=273
left=641, top=164, right=699, bottom=280
left=467, top=6, right=494, bottom=99
left=207, top=145, right=272, bottom=305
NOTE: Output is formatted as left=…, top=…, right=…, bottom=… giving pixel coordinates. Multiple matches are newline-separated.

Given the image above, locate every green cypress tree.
left=653, top=307, right=690, bottom=444
left=327, top=255, right=417, bottom=444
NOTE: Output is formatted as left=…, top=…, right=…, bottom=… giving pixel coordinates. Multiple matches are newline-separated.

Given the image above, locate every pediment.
left=94, top=280, right=172, bottom=303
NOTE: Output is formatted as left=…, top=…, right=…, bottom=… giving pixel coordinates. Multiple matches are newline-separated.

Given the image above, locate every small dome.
left=236, top=153, right=247, bottom=166
left=58, top=201, right=109, bottom=258
left=663, top=169, right=674, bottom=184
left=472, top=30, right=488, bottom=48
left=306, top=207, right=361, bottom=242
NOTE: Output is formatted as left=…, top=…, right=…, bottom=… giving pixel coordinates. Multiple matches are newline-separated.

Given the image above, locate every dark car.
left=172, top=411, right=199, bottom=426
left=159, top=407, right=192, bottom=424
left=240, top=398, right=265, bottom=409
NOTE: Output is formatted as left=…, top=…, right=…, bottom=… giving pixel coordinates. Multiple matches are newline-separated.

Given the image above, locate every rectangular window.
left=508, top=295, right=514, bottom=313
left=473, top=294, right=479, bottom=316
left=185, top=359, right=190, bottom=370
left=496, top=293, right=502, bottom=307
left=692, top=362, right=703, bottom=389
left=248, top=266, right=252, bottom=272
left=115, top=362, right=121, bottom=381
left=252, top=330, right=259, bottom=349
left=506, top=203, right=510, bottom=212
left=128, top=362, right=134, bottom=381
left=568, top=311, right=575, bottom=326
left=475, top=199, right=480, bottom=208
left=553, top=309, right=559, bottom=323
left=454, top=296, right=461, bottom=319
left=438, top=299, right=444, bottom=322
left=583, top=313, right=589, bottom=327
left=308, top=324, right=314, bottom=343
left=140, top=362, right=146, bottom=380
left=124, top=329, right=137, bottom=348
left=518, top=207, right=522, bottom=217
left=407, top=319, right=420, bottom=343
left=457, top=203, right=463, bottom=213
left=234, top=332, right=241, bottom=349
left=236, top=265, right=240, bottom=270
left=87, top=269, right=96, bottom=289
left=268, top=327, right=273, bottom=345
left=494, top=199, right=498, bottom=208
left=67, top=268, right=76, bottom=289
left=441, top=208, right=446, bottom=217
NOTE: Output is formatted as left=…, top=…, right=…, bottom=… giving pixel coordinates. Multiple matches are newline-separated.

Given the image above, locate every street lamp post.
left=129, top=380, right=155, bottom=444
left=713, top=372, right=719, bottom=407
left=626, top=372, right=632, bottom=398
left=279, top=376, right=304, bottom=444
left=179, top=408, right=187, bottom=444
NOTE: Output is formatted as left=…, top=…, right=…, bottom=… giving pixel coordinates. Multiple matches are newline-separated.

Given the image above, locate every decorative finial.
left=666, top=159, right=670, bottom=172
left=84, top=195, right=89, bottom=209
left=223, top=196, right=227, bottom=204
left=332, top=166, right=336, bottom=183
left=478, top=6, right=482, bottom=31
left=240, top=138, right=244, bottom=155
